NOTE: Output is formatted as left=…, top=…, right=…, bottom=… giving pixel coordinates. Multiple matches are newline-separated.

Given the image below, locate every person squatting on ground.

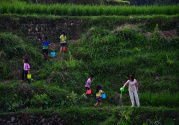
left=94, top=85, right=104, bottom=108
left=123, top=75, right=140, bottom=107
left=59, top=31, right=67, bottom=54
left=21, top=58, right=30, bottom=83
left=42, top=37, right=52, bottom=61
left=84, top=74, right=94, bottom=98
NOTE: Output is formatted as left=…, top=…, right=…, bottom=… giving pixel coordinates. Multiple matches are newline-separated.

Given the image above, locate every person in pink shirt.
left=123, top=75, right=140, bottom=107
left=21, top=58, right=30, bottom=83
left=84, top=74, right=94, bottom=98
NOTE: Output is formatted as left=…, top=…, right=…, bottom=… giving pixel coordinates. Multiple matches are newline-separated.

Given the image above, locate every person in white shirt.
left=123, top=75, right=140, bottom=107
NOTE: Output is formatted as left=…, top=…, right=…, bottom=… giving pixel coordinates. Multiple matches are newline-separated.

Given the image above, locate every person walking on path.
left=84, top=74, right=94, bottom=98
left=21, top=58, right=30, bottom=83
left=59, top=31, right=67, bottom=54
left=42, top=37, right=52, bottom=61
left=123, top=75, right=140, bottom=107
left=94, top=85, right=104, bottom=108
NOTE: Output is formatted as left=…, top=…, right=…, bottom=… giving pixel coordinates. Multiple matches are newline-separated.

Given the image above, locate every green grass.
left=0, top=26, right=178, bottom=112
left=0, top=6, right=178, bottom=123
left=0, top=106, right=178, bottom=125
left=0, top=33, right=43, bottom=80
left=0, top=0, right=178, bottom=16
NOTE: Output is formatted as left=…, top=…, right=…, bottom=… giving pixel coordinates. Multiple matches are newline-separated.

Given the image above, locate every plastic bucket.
left=102, top=93, right=106, bottom=98
left=27, top=74, right=31, bottom=79
left=120, top=87, right=124, bottom=92
left=87, top=89, right=91, bottom=94
left=51, top=52, right=55, bottom=57
left=63, top=47, right=67, bottom=51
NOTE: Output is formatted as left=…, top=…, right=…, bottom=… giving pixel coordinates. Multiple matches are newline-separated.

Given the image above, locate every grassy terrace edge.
left=1, top=106, right=178, bottom=115
left=1, top=13, right=179, bottom=18
left=0, top=107, right=178, bottom=124
left=0, top=3, right=179, bottom=16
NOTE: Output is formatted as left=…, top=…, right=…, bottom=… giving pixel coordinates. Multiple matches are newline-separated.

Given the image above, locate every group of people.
left=21, top=31, right=67, bottom=82
left=84, top=74, right=140, bottom=108
left=22, top=31, right=140, bottom=108
left=42, top=31, right=67, bottom=61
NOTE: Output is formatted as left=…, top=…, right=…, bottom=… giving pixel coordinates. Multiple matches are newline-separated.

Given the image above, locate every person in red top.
left=21, top=58, right=30, bottom=83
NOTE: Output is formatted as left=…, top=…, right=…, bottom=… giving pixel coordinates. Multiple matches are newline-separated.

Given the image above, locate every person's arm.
left=28, top=64, right=30, bottom=73
left=87, top=82, right=90, bottom=88
left=123, top=81, right=129, bottom=88
left=60, top=36, right=61, bottom=44
left=49, top=43, right=53, bottom=50
left=135, top=82, right=138, bottom=92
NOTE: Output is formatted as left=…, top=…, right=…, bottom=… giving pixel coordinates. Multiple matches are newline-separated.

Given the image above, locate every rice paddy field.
left=0, top=0, right=179, bottom=124
left=0, top=0, right=179, bottom=16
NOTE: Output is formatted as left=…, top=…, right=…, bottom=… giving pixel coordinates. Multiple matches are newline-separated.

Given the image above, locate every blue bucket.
left=51, top=52, right=55, bottom=57
left=102, top=93, right=106, bottom=98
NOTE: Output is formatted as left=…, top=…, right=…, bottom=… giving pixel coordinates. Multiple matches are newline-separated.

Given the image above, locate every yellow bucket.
left=27, top=74, right=31, bottom=79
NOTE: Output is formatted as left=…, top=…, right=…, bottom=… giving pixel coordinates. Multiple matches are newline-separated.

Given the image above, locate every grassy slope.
left=0, top=19, right=178, bottom=125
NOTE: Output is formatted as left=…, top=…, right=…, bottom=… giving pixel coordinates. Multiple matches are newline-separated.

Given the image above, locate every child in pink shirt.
left=21, top=58, right=30, bottom=83
left=84, top=74, right=94, bottom=98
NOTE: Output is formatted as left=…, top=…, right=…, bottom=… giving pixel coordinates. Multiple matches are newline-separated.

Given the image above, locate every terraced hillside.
left=0, top=0, right=178, bottom=124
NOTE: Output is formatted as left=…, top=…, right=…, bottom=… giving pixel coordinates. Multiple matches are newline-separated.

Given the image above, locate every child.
left=94, top=85, right=104, bottom=108
left=84, top=74, right=94, bottom=98
left=123, top=75, right=140, bottom=107
left=21, top=58, right=30, bottom=83
left=59, top=31, right=67, bottom=54
left=42, top=37, right=51, bottom=61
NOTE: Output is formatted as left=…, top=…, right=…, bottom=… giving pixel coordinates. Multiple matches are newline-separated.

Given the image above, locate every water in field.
left=118, top=93, right=123, bottom=106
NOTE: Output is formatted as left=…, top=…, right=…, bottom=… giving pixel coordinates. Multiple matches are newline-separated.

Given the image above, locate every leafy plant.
left=31, top=93, right=51, bottom=109
left=66, top=91, right=78, bottom=105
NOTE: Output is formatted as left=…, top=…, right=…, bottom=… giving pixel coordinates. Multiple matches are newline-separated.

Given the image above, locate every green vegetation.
left=0, top=0, right=178, bottom=124
left=0, top=106, right=178, bottom=124
left=0, top=33, right=42, bottom=80
left=0, top=0, right=178, bottom=16
left=0, top=25, right=178, bottom=109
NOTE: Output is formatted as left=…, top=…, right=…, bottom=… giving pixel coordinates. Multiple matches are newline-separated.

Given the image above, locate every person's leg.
left=62, top=46, right=65, bottom=54
left=24, top=70, right=28, bottom=81
left=26, top=71, right=30, bottom=83
left=84, top=87, right=88, bottom=98
left=45, top=49, right=48, bottom=61
left=100, top=102, right=102, bottom=108
left=134, top=91, right=140, bottom=107
left=85, top=87, right=89, bottom=96
left=95, top=102, right=99, bottom=107
left=60, top=47, right=63, bottom=53
left=129, top=91, right=135, bottom=107
left=42, top=49, right=46, bottom=60
left=46, top=55, right=48, bottom=61
left=21, top=70, right=25, bottom=80
left=60, top=43, right=63, bottom=53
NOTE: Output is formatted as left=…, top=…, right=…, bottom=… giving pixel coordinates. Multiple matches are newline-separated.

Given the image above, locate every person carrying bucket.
left=21, top=58, right=30, bottom=83
left=59, top=31, right=67, bottom=54
left=42, top=37, right=52, bottom=61
left=123, top=75, right=140, bottom=107
left=84, top=74, right=94, bottom=98
left=94, top=85, right=104, bottom=108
